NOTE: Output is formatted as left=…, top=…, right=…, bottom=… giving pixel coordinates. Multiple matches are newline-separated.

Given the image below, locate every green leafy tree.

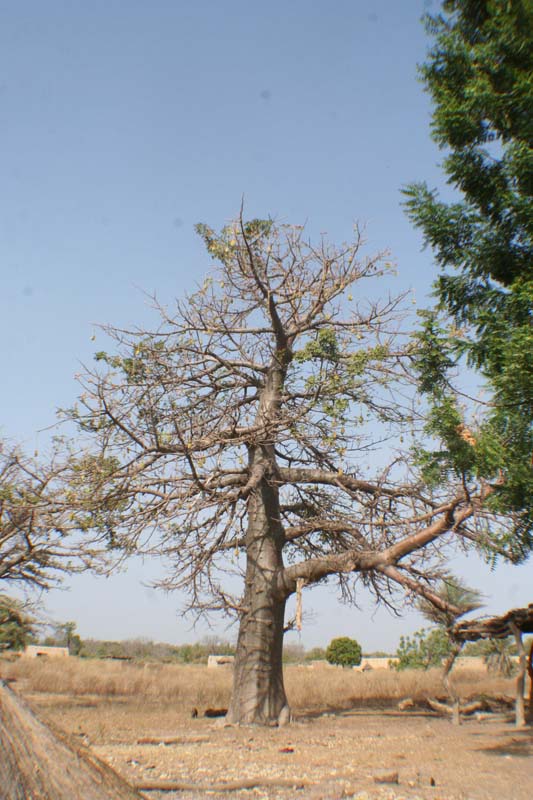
left=395, top=627, right=452, bottom=671
left=326, top=637, right=362, bottom=668
left=47, top=622, right=82, bottom=655
left=404, top=0, right=533, bottom=550
left=0, top=595, right=37, bottom=651
left=64, top=215, right=526, bottom=725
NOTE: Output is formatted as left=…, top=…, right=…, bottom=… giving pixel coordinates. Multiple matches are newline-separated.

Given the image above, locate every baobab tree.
left=67, top=217, right=523, bottom=725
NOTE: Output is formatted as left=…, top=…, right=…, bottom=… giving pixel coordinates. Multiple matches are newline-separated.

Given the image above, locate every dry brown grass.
left=285, top=664, right=514, bottom=711
left=1, top=656, right=515, bottom=712
left=0, top=658, right=232, bottom=708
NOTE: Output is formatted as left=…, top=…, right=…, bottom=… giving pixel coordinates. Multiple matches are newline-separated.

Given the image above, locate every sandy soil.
left=25, top=693, right=533, bottom=800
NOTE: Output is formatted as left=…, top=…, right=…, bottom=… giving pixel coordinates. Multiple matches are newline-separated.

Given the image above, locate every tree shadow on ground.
left=294, top=701, right=438, bottom=721
left=477, top=730, right=533, bottom=758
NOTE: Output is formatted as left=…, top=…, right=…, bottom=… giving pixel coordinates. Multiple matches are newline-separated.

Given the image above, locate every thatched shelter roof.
left=0, top=680, right=144, bottom=800
left=453, top=603, right=533, bottom=642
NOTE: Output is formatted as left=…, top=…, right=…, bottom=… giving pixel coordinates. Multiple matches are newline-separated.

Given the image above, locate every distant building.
left=353, top=657, right=398, bottom=671
left=207, top=654, right=234, bottom=669
left=24, top=645, right=69, bottom=659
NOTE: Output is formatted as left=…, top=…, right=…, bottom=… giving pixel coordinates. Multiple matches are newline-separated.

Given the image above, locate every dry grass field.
left=0, top=656, right=515, bottom=710
left=2, top=657, right=533, bottom=800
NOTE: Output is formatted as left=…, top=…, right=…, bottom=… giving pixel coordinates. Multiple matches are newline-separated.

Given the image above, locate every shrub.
left=394, top=627, right=451, bottom=671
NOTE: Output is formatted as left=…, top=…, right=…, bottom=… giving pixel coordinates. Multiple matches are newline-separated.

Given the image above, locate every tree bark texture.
left=0, top=680, right=143, bottom=800
left=227, top=451, right=289, bottom=725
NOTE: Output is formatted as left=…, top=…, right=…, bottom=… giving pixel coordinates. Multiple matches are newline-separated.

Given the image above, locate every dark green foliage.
left=406, top=0, right=533, bottom=293
left=325, top=636, right=362, bottom=668
left=0, top=596, right=37, bottom=651
left=405, top=0, right=533, bottom=379
left=395, top=627, right=452, bottom=671
left=410, top=311, right=457, bottom=395
left=412, top=311, right=533, bottom=558
left=405, top=1, right=533, bottom=557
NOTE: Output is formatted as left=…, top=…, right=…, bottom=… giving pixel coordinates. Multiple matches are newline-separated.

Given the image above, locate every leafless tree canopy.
left=67, top=218, right=508, bottom=617
left=56, top=215, right=523, bottom=723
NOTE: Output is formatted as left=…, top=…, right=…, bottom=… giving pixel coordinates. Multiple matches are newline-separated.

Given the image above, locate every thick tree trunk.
left=0, top=680, right=143, bottom=799
left=226, top=585, right=288, bottom=726
left=226, top=450, right=290, bottom=726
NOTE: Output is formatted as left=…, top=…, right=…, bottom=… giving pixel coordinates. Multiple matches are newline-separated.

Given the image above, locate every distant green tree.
left=326, top=637, right=362, bottom=668
left=172, top=642, right=214, bottom=664
left=199, top=636, right=236, bottom=656
left=404, top=0, right=533, bottom=554
left=305, top=647, right=328, bottom=662
left=0, top=595, right=37, bottom=651
left=44, top=621, right=82, bottom=655
left=60, top=622, right=82, bottom=655
left=395, top=627, right=452, bottom=671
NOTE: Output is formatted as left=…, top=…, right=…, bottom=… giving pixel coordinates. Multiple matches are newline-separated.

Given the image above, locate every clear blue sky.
left=2, top=0, right=530, bottom=651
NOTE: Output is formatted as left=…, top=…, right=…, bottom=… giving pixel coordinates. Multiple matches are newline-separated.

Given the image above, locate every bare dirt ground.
left=26, top=693, right=533, bottom=800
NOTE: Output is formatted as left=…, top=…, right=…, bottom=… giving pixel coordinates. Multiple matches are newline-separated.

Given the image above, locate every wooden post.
left=0, top=680, right=144, bottom=799
left=527, top=641, right=533, bottom=725
left=442, top=640, right=462, bottom=726
left=510, top=623, right=526, bottom=728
